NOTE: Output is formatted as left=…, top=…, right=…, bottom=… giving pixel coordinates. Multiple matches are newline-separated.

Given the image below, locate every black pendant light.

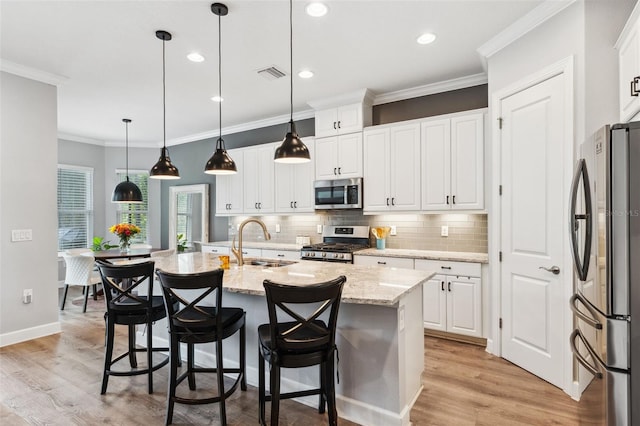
left=112, top=119, right=143, bottom=203
left=150, top=30, right=180, bottom=180
left=204, top=2, right=237, bottom=175
left=274, top=0, right=310, bottom=164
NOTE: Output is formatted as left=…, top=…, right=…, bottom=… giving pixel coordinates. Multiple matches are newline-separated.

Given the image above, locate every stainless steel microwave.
left=314, top=178, right=362, bottom=210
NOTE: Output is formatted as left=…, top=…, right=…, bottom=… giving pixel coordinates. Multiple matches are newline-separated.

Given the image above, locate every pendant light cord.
left=289, top=0, right=293, bottom=125
left=162, top=38, right=167, bottom=150
left=125, top=120, right=129, bottom=179
left=219, top=12, right=222, bottom=143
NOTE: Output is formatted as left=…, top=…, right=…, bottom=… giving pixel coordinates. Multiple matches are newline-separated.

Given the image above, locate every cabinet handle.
left=441, top=281, right=445, bottom=291
left=334, top=167, right=337, bottom=175
left=631, top=77, right=640, bottom=97
left=294, top=201, right=297, bottom=208
left=333, top=121, right=337, bottom=130
left=212, top=249, right=218, bottom=253
left=337, top=120, right=341, bottom=129
left=258, top=202, right=262, bottom=209
left=448, top=282, right=452, bottom=292
left=255, top=202, right=258, bottom=209
left=290, top=201, right=294, bottom=208
left=386, top=197, right=390, bottom=206
left=377, top=261, right=387, bottom=265
left=227, top=203, right=231, bottom=210
left=446, top=195, right=450, bottom=205
left=391, top=197, right=395, bottom=206
left=338, top=167, right=341, bottom=175
left=277, top=254, right=285, bottom=257
left=441, top=266, right=452, bottom=270
left=452, top=195, right=456, bottom=205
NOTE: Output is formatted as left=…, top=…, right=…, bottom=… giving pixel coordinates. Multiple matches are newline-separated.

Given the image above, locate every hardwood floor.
left=0, top=288, right=587, bottom=425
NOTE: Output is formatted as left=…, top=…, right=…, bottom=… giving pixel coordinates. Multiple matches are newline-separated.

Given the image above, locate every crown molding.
left=372, top=73, right=488, bottom=105
left=615, top=0, right=639, bottom=48
left=307, top=88, right=375, bottom=110
left=1, top=59, right=68, bottom=86
left=58, top=132, right=105, bottom=146
left=477, top=0, right=576, bottom=62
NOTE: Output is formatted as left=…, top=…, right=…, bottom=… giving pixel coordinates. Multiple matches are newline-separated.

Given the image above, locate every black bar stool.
left=156, top=268, right=246, bottom=426
left=96, top=260, right=173, bottom=394
left=258, top=275, right=347, bottom=426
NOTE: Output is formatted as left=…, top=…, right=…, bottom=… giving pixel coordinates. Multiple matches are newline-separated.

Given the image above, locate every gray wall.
left=1, top=72, right=60, bottom=343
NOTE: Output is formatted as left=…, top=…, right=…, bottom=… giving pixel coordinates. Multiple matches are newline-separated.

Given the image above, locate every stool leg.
left=166, top=337, right=179, bottom=425
left=147, top=321, right=153, bottom=394
left=101, top=316, right=115, bottom=394
left=259, top=351, right=266, bottom=426
left=93, top=284, right=98, bottom=300
left=60, top=285, right=69, bottom=310
left=128, top=324, right=138, bottom=368
left=82, top=287, right=90, bottom=313
left=216, top=339, right=227, bottom=426
left=319, top=362, right=326, bottom=413
left=270, top=364, right=281, bottom=426
left=240, top=321, right=247, bottom=391
left=326, top=356, right=338, bottom=426
left=187, top=343, right=196, bottom=390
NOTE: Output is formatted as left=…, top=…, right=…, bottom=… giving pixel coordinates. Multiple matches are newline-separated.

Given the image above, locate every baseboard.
left=424, top=329, right=487, bottom=347
left=0, top=321, right=62, bottom=348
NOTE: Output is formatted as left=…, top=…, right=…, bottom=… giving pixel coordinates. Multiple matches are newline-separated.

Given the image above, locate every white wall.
left=0, top=72, right=61, bottom=346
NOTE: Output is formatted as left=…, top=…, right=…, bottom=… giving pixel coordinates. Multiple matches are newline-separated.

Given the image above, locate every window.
left=116, top=170, right=149, bottom=243
left=176, top=192, right=194, bottom=243
left=57, top=165, right=93, bottom=250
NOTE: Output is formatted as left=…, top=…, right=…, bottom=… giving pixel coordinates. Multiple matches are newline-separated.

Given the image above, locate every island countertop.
left=151, top=252, right=433, bottom=307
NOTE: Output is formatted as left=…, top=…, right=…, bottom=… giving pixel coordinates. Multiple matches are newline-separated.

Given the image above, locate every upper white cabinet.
left=363, top=123, right=421, bottom=212
left=616, top=3, right=640, bottom=122
left=315, top=133, right=363, bottom=179
left=215, top=148, right=244, bottom=216
left=315, top=103, right=369, bottom=138
left=421, top=113, right=484, bottom=211
left=243, top=143, right=275, bottom=214
left=275, top=139, right=315, bottom=213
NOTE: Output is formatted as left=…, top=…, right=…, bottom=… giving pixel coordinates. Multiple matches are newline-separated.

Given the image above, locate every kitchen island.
left=148, top=252, right=434, bottom=426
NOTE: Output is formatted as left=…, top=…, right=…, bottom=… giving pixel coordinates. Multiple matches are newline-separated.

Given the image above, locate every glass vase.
left=119, top=237, right=131, bottom=253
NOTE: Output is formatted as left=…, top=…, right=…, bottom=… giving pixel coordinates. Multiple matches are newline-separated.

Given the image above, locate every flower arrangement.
left=109, top=223, right=141, bottom=252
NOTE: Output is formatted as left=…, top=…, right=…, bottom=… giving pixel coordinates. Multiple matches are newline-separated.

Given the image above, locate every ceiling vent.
left=257, top=66, right=286, bottom=80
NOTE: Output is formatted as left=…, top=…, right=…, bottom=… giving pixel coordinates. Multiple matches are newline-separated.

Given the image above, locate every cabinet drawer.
left=414, top=259, right=480, bottom=277
left=240, top=248, right=262, bottom=258
left=354, top=255, right=414, bottom=269
left=202, top=245, right=230, bottom=255
left=261, top=249, right=300, bottom=261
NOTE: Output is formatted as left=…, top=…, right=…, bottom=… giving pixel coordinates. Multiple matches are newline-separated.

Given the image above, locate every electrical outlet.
left=390, top=226, right=397, bottom=236
left=317, top=224, right=323, bottom=234
left=275, top=223, right=281, bottom=233
left=441, top=225, right=449, bottom=237
left=23, top=289, right=32, bottom=304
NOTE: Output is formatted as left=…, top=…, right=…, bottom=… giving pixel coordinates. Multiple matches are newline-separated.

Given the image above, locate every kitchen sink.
left=245, top=258, right=298, bottom=268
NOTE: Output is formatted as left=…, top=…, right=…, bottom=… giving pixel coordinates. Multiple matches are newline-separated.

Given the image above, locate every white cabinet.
left=261, top=249, right=300, bottom=261
left=315, top=103, right=368, bottom=138
left=421, top=113, right=484, bottom=211
left=215, top=148, right=244, bottom=216
left=363, top=123, right=421, bottom=212
left=244, top=144, right=275, bottom=214
left=315, top=133, right=363, bottom=180
left=616, top=4, right=640, bottom=122
left=275, top=139, right=315, bottom=213
left=353, top=255, right=414, bottom=269
left=201, top=245, right=230, bottom=255
left=415, top=259, right=482, bottom=338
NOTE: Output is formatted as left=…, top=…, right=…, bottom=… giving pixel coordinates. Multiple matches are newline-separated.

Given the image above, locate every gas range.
left=301, top=225, right=370, bottom=263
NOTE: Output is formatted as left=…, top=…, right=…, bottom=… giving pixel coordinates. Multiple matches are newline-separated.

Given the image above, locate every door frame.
left=488, top=56, right=575, bottom=396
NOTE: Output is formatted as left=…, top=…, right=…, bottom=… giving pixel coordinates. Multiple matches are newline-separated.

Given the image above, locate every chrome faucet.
left=232, top=218, right=271, bottom=266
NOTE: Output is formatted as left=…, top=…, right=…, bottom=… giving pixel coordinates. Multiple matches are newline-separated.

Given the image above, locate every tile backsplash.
left=227, top=211, right=487, bottom=253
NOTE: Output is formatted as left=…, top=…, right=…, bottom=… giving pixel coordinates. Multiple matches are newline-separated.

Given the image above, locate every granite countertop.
left=202, top=241, right=302, bottom=251
left=355, top=248, right=489, bottom=264
left=151, top=252, right=433, bottom=307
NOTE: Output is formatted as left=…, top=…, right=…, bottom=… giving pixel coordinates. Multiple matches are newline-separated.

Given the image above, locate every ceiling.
left=1, top=0, right=545, bottom=147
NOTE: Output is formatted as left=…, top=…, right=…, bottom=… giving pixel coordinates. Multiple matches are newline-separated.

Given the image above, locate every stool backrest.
left=156, top=268, right=225, bottom=337
left=96, top=260, right=155, bottom=312
left=263, top=276, right=346, bottom=352
left=63, top=250, right=97, bottom=286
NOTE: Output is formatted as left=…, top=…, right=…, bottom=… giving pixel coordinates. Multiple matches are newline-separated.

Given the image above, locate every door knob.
left=539, top=266, right=560, bottom=275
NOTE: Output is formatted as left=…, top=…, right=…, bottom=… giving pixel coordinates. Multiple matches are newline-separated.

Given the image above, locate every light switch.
left=390, top=226, right=397, bottom=236
left=441, top=226, right=449, bottom=237
left=275, top=224, right=281, bottom=233
left=317, top=224, right=323, bottom=234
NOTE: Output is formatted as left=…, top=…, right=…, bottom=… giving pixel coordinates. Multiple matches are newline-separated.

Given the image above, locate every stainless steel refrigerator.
left=569, top=122, right=639, bottom=425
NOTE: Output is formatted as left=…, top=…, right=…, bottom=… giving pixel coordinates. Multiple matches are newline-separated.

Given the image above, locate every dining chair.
left=60, top=249, right=101, bottom=313
left=95, top=260, right=174, bottom=394
left=258, top=275, right=347, bottom=426
left=156, top=268, right=246, bottom=426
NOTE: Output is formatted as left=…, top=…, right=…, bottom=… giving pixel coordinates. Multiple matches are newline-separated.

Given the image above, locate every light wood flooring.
left=0, top=288, right=587, bottom=425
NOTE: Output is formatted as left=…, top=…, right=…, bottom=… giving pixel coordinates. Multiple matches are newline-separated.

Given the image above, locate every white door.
left=291, top=139, right=315, bottom=212
left=389, top=123, right=421, bottom=210
left=422, top=275, right=447, bottom=332
left=500, top=73, right=566, bottom=388
left=363, top=128, right=390, bottom=211
left=335, top=133, right=363, bottom=178
left=447, top=276, right=482, bottom=338
left=451, top=114, right=484, bottom=210
left=315, top=136, right=338, bottom=180
left=421, top=119, right=451, bottom=210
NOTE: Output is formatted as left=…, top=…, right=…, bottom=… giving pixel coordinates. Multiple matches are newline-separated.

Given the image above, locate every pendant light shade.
left=274, top=0, right=310, bottom=164
left=205, top=2, right=237, bottom=175
left=150, top=30, right=180, bottom=180
left=112, top=119, right=143, bottom=203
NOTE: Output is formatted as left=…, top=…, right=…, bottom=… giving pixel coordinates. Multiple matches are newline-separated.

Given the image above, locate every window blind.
left=116, top=171, right=149, bottom=243
left=57, top=165, right=93, bottom=250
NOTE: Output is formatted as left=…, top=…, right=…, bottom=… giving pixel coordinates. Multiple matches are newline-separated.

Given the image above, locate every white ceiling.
left=1, top=0, right=546, bottom=147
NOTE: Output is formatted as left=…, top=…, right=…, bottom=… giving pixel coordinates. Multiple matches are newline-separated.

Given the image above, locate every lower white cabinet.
left=201, top=245, right=230, bottom=255
left=353, top=255, right=414, bottom=269
left=261, top=249, right=300, bottom=261
left=415, top=259, right=482, bottom=338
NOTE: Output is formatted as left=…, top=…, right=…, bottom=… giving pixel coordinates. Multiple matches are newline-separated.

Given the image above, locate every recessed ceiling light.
left=417, top=33, right=436, bottom=45
left=306, top=2, right=328, bottom=17
left=298, top=70, right=314, bottom=79
left=187, top=52, right=205, bottom=62
left=211, top=95, right=223, bottom=102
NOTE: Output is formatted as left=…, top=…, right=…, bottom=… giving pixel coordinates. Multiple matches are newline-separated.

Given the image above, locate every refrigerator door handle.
left=570, top=329, right=603, bottom=379
left=569, top=159, right=593, bottom=281
left=570, top=293, right=603, bottom=330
